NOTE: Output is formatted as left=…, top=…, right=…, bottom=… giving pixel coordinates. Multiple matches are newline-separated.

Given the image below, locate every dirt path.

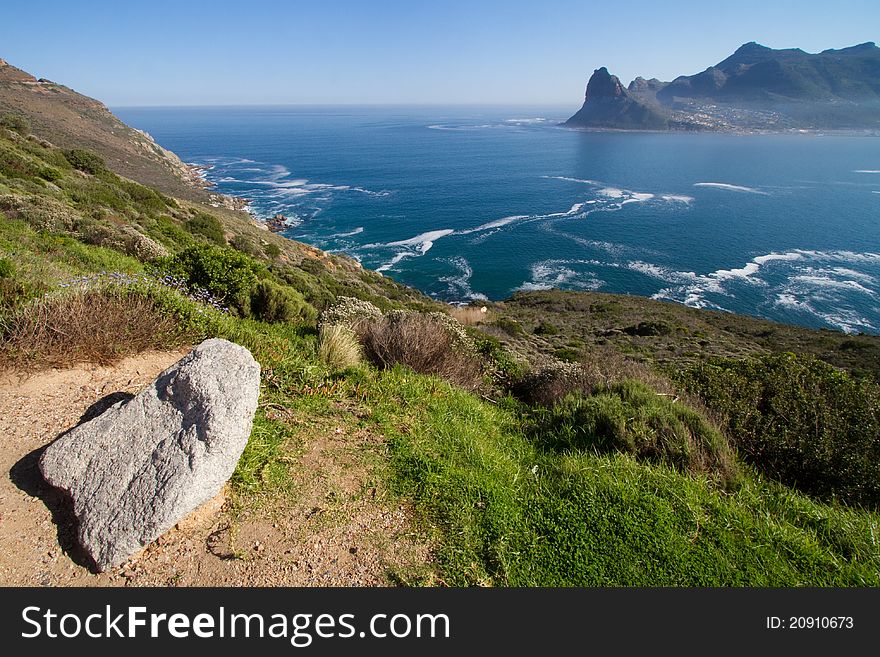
left=0, top=351, right=429, bottom=586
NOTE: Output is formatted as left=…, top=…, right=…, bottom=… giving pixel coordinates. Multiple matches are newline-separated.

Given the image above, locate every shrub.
left=38, top=166, right=63, bottom=182
left=512, top=361, right=599, bottom=407
left=185, top=212, right=225, bottom=245
left=492, top=317, right=524, bottom=336
left=0, top=114, right=29, bottom=136
left=513, top=348, right=682, bottom=408
left=534, top=320, right=559, bottom=335
left=62, top=148, right=106, bottom=175
left=677, top=353, right=880, bottom=507
left=526, top=379, right=737, bottom=485
left=0, top=287, right=193, bottom=367
left=318, top=295, right=383, bottom=330
left=356, top=312, right=484, bottom=389
left=318, top=323, right=362, bottom=370
left=264, top=243, right=281, bottom=259
left=154, top=215, right=193, bottom=247
left=473, top=333, right=528, bottom=388
left=449, top=305, right=488, bottom=326
left=624, top=320, right=673, bottom=337
left=0, top=193, right=81, bottom=232
left=553, top=346, right=581, bottom=362
left=249, top=279, right=316, bottom=324
left=230, top=234, right=262, bottom=256
left=77, top=222, right=168, bottom=261
left=154, top=244, right=262, bottom=315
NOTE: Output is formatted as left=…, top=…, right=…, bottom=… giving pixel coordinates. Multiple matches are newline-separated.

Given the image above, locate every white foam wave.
left=694, top=182, right=769, bottom=195
left=459, top=215, right=530, bottom=235
left=386, top=229, right=454, bottom=253
left=650, top=249, right=880, bottom=332
left=376, top=252, right=408, bottom=273
left=329, top=227, right=364, bottom=238
left=661, top=195, right=694, bottom=204
left=542, top=176, right=600, bottom=185
left=627, top=261, right=699, bottom=284
left=789, top=275, right=876, bottom=296
left=515, top=260, right=604, bottom=293
left=854, top=170, right=880, bottom=173
left=438, top=257, right=488, bottom=301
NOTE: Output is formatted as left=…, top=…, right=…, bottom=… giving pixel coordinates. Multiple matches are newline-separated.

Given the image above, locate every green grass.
left=354, top=366, right=879, bottom=586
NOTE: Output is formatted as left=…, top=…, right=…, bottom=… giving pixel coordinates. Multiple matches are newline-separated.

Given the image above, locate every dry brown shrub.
left=356, top=313, right=484, bottom=389
left=449, top=305, right=489, bottom=326
left=0, top=288, right=186, bottom=368
left=514, top=345, right=694, bottom=408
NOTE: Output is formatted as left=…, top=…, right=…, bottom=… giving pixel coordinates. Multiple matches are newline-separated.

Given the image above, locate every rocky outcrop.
left=565, top=67, right=669, bottom=130
left=39, top=339, right=261, bottom=571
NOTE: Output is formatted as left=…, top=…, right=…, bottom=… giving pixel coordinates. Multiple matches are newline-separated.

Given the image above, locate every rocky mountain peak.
left=585, top=67, right=627, bottom=102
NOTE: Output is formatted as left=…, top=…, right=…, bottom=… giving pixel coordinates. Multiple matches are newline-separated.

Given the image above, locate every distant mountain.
left=658, top=42, right=880, bottom=104
left=564, top=67, right=669, bottom=130
left=566, top=42, right=880, bottom=131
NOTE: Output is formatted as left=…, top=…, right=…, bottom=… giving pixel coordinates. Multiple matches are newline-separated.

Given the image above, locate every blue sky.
left=3, top=0, right=878, bottom=106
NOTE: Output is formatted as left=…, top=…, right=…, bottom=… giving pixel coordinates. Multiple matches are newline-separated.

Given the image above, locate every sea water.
left=116, top=106, right=880, bottom=334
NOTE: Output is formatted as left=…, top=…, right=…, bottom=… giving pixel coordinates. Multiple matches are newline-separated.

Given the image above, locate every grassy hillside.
left=1, top=110, right=879, bottom=586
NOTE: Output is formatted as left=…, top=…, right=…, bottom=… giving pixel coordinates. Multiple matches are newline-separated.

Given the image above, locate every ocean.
left=115, top=106, right=880, bottom=335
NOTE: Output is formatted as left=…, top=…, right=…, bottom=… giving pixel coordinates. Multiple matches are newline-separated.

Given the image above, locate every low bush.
left=677, top=353, right=880, bottom=507
left=472, top=333, right=527, bottom=388
left=357, top=312, right=484, bottom=389
left=533, top=320, right=559, bottom=335
left=0, top=114, right=29, bottom=136
left=526, top=379, right=738, bottom=486
left=0, top=193, right=81, bottom=232
left=185, top=212, right=226, bottom=245
left=154, top=244, right=263, bottom=315
left=512, top=360, right=599, bottom=407
left=553, top=346, right=581, bottom=362
left=318, top=323, right=362, bottom=370
left=0, top=286, right=197, bottom=367
left=492, top=317, right=524, bottom=336
left=318, top=296, right=383, bottom=329
left=250, top=279, right=316, bottom=324
left=62, top=148, right=106, bottom=175
left=449, top=305, right=488, bottom=326
left=230, top=234, right=262, bottom=257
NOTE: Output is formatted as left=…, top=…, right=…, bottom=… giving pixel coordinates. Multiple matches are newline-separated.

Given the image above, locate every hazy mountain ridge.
left=566, top=42, right=880, bottom=131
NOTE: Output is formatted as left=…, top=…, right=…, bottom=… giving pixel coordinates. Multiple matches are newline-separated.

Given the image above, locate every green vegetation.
left=677, top=353, right=880, bottom=508
left=365, top=367, right=879, bottom=585
left=62, top=148, right=107, bottom=175
left=0, top=114, right=29, bottom=136
left=186, top=212, right=226, bottom=245
left=2, top=120, right=879, bottom=586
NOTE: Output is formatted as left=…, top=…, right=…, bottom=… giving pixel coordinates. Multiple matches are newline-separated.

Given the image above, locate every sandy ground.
left=0, top=350, right=429, bottom=587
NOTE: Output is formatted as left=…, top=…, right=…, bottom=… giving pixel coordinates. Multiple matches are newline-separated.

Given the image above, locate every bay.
left=115, top=106, right=880, bottom=334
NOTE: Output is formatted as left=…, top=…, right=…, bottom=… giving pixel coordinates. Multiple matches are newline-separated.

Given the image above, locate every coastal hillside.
left=1, top=60, right=879, bottom=586
left=566, top=41, right=880, bottom=130
left=0, top=58, right=207, bottom=200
